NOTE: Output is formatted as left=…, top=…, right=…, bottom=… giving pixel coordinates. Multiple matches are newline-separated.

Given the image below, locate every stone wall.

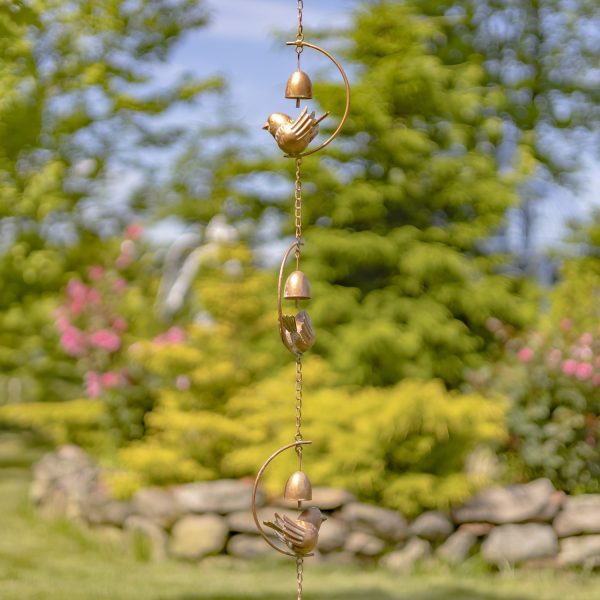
left=31, top=446, right=600, bottom=570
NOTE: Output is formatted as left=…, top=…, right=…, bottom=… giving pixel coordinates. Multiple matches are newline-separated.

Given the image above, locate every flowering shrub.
left=477, top=317, right=600, bottom=493
left=47, top=227, right=170, bottom=444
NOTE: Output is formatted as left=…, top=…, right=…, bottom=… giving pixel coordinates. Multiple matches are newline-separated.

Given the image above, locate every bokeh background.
left=0, top=0, right=599, bottom=598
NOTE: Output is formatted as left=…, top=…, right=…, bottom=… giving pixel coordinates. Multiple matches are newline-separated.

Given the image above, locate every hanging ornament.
left=251, top=1, right=351, bottom=599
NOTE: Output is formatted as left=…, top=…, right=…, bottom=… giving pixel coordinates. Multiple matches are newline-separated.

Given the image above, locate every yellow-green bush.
left=225, top=359, right=507, bottom=515
left=118, top=357, right=506, bottom=515
left=0, top=399, right=107, bottom=450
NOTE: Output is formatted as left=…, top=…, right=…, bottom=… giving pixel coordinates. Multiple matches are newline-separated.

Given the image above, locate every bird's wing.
left=266, top=514, right=305, bottom=546
left=279, top=513, right=306, bottom=545
left=295, top=311, right=314, bottom=345
left=291, top=108, right=318, bottom=141
left=290, top=106, right=308, bottom=131
left=298, top=321, right=314, bottom=346
left=263, top=519, right=288, bottom=546
left=281, top=314, right=297, bottom=333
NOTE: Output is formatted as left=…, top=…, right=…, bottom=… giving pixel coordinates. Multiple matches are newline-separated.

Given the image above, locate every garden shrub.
left=476, top=259, right=600, bottom=494
left=119, top=356, right=506, bottom=514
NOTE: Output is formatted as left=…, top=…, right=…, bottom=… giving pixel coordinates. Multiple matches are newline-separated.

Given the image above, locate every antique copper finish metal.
left=284, top=270, right=312, bottom=300
left=263, top=107, right=329, bottom=156
left=263, top=507, right=327, bottom=555
left=251, top=440, right=314, bottom=557
left=277, top=242, right=315, bottom=355
left=282, top=310, right=315, bottom=354
left=286, top=70, right=313, bottom=108
left=252, top=4, right=350, bottom=597
left=284, top=470, right=313, bottom=501
left=283, top=40, right=351, bottom=158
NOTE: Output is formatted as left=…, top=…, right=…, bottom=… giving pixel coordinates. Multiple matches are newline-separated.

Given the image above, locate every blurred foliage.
left=422, top=0, right=600, bottom=183
left=0, top=0, right=220, bottom=405
left=112, top=357, right=506, bottom=514
left=0, top=399, right=106, bottom=448
left=114, top=244, right=286, bottom=487
left=418, top=0, right=600, bottom=272
left=291, top=3, right=537, bottom=387
left=0, top=231, right=171, bottom=447
left=1, top=0, right=598, bottom=516
left=471, top=234, right=600, bottom=493
left=224, top=359, right=507, bottom=516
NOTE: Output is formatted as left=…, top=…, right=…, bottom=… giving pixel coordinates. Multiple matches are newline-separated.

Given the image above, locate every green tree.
left=0, top=0, right=221, bottom=405
left=292, top=2, right=535, bottom=387
left=425, top=0, right=600, bottom=269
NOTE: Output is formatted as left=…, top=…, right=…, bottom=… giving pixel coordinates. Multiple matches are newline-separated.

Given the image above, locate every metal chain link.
left=296, top=0, right=304, bottom=66
left=294, top=158, right=302, bottom=263
left=295, top=354, right=303, bottom=468
left=296, top=557, right=304, bottom=600
left=296, top=0, right=304, bottom=42
left=294, top=9, right=306, bottom=596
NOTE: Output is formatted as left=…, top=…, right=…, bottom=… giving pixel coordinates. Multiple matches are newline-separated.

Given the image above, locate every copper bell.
left=284, top=470, right=313, bottom=501
left=285, top=70, right=313, bottom=108
left=284, top=270, right=312, bottom=300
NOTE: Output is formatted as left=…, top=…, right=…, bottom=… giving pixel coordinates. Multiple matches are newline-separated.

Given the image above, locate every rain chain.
left=251, top=2, right=351, bottom=598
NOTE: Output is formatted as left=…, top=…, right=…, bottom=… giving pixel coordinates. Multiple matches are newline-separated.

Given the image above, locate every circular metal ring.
left=285, top=40, right=350, bottom=158
left=251, top=440, right=314, bottom=558
left=277, top=240, right=302, bottom=355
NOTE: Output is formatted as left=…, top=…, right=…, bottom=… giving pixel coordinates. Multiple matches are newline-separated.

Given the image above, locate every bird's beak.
left=322, top=516, right=328, bottom=521
left=262, top=122, right=269, bottom=131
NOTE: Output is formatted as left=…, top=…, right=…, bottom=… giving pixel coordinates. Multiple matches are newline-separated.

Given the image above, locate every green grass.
left=0, top=433, right=599, bottom=600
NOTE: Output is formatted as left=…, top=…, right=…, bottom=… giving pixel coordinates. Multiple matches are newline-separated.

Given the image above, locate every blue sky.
left=148, top=0, right=599, bottom=254
left=160, top=0, right=359, bottom=136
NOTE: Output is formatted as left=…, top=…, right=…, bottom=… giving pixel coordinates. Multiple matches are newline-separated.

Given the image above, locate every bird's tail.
left=315, top=112, right=330, bottom=125
left=263, top=520, right=285, bottom=536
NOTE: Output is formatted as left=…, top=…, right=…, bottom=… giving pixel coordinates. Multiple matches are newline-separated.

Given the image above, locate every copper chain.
left=294, top=158, right=303, bottom=271
left=294, top=158, right=303, bottom=243
left=296, top=0, right=304, bottom=66
left=296, top=557, right=304, bottom=600
left=295, top=8, right=306, bottom=600
left=295, top=354, right=303, bottom=467
left=296, top=0, right=304, bottom=43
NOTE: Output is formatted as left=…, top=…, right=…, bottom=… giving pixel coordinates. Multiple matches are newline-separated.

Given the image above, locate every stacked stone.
left=31, top=446, right=600, bottom=569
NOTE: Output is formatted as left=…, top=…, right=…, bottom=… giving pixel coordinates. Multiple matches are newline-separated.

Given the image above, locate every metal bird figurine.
left=282, top=310, right=315, bottom=355
left=263, top=507, right=327, bottom=555
left=263, top=106, right=329, bottom=155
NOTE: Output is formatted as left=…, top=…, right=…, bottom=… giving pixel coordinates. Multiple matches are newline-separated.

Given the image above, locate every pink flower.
left=55, top=314, right=71, bottom=334
left=176, top=375, right=191, bottom=390
left=125, top=223, right=143, bottom=240
left=87, top=288, right=102, bottom=306
left=65, top=279, right=102, bottom=313
left=66, top=279, right=90, bottom=315
left=154, top=326, right=186, bottom=345
left=573, top=345, right=593, bottom=361
left=60, top=327, right=87, bottom=357
left=66, top=279, right=88, bottom=300
left=547, top=348, right=562, bottom=366
left=88, top=265, right=104, bottom=281
left=593, top=375, right=600, bottom=387
left=517, top=347, right=534, bottom=363
left=112, top=317, right=128, bottom=332
left=116, top=254, right=132, bottom=269
left=560, top=318, right=572, bottom=331
left=116, top=240, right=135, bottom=269
left=100, top=371, right=121, bottom=389
left=85, top=371, right=102, bottom=398
left=89, top=329, right=121, bottom=353
left=580, top=332, right=593, bottom=345
left=562, top=359, right=578, bottom=376
left=575, top=362, right=593, bottom=380
left=113, top=278, right=127, bottom=293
